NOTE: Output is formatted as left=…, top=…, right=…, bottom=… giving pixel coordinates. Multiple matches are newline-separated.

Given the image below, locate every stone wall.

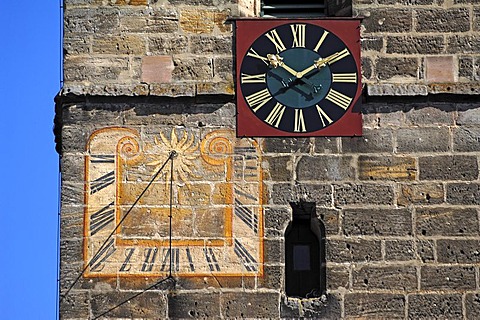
left=61, top=0, right=480, bottom=98
left=57, top=0, right=480, bottom=319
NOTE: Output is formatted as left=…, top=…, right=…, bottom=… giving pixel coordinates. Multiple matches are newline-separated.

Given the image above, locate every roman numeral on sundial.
left=90, top=201, right=115, bottom=235
left=141, top=247, right=158, bottom=272
left=234, top=199, right=258, bottom=233
left=90, top=154, right=115, bottom=163
left=160, top=248, right=180, bottom=272
left=234, top=239, right=257, bottom=272
left=204, top=248, right=220, bottom=271
left=90, top=171, right=115, bottom=194
left=90, top=238, right=116, bottom=272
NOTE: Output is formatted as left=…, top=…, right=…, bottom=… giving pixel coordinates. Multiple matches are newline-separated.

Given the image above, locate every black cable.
left=60, top=152, right=175, bottom=303
left=91, top=276, right=174, bottom=320
left=168, top=151, right=176, bottom=277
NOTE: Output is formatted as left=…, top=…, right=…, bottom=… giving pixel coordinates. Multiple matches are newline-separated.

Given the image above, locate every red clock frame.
left=235, top=18, right=363, bottom=137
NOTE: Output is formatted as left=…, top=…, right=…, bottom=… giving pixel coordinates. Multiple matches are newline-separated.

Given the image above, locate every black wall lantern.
left=285, top=202, right=326, bottom=298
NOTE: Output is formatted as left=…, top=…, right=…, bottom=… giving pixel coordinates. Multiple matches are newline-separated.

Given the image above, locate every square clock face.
left=84, top=127, right=264, bottom=277
left=235, top=18, right=362, bottom=137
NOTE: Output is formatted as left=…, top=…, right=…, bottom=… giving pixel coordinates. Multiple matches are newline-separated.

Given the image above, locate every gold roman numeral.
left=245, top=88, right=272, bottom=112
left=327, top=48, right=350, bottom=65
left=265, top=102, right=286, bottom=128
left=291, top=24, right=306, bottom=48
left=314, top=30, right=329, bottom=52
left=332, top=73, right=357, bottom=83
left=246, top=48, right=269, bottom=65
left=294, top=109, right=306, bottom=132
left=316, top=105, right=334, bottom=127
left=265, top=29, right=286, bottom=53
left=241, top=73, right=266, bottom=84
left=325, top=89, right=352, bottom=110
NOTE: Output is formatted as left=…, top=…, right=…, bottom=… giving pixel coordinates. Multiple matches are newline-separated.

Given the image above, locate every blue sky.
left=0, top=2, right=60, bottom=318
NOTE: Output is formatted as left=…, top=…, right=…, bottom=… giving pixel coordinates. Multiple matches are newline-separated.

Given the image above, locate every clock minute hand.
left=296, top=51, right=343, bottom=78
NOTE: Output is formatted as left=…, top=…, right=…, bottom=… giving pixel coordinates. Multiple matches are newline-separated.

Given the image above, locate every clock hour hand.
left=267, top=53, right=299, bottom=77
left=268, top=54, right=322, bottom=93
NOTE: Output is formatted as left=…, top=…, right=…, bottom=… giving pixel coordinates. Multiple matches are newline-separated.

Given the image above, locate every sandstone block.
left=263, top=138, right=311, bottom=153
left=426, top=56, right=455, bottom=83
left=385, top=240, right=415, bottom=261
left=352, top=266, right=417, bottom=290
left=264, top=156, right=293, bottom=181
left=168, top=292, right=219, bottom=318
left=419, top=156, right=478, bottom=181
left=453, top=126, right=480, bottom=152
left=342, top=128, right=393, bottom=153
left=397, top=183, right=444, bottom=206
left=343, top=208, right=412, bottom=236
left=92, top=291, right=167, bottom=319
left=376, top=57, right=418, bottom=80
left=387, top=36, right=444, bottom=55
left=297, top=155, right=355, bottom=181
left=358, top=155, right=416, bottom=181
left=466, top=293, right=480, bottom=320
left=397, top=127, right=450, bottom=153
left=416, top=207, right=479, bottom=236
left=327, top=239, right=382, bottom=263
left=437, top=239, right=480, bottom=263
left=221, top=292, right=279, bottom=318
left=141, top=56, right=174, bottom=83
left=360, top=8, right=412, bottom=33
left=334, top=183, right=394, bottom=206
left=270, top=183, right=332, bottom=206
left=344, top=293, right=405, bottom=319
left=420, top=266, right=476, bottom=290
left=416, top=8, right=470, bottom=33
left=408, top=294, right=462, bottom=319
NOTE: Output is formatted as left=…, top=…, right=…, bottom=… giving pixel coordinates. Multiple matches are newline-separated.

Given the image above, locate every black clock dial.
left=239, top=22, right=359, bottom=133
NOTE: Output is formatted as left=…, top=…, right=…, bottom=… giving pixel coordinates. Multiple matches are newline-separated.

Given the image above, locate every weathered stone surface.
left=417, top=239, right=435, bottom=262
left=280, top=294, right=341, bottom=319
left=447, top=35, right=480, bottom=54
left=297, top=155, right=355, bottom=181
left=352, top=266, right=417, bottom=290
left=190, top=35, right=232, bottom=54
left=180, top=8, right=231, bottom=34
left=168, top=292, right=219, bottom=318
left=314, top=137, right=339, bottom=154
left=264, top=156, right=293, bottom=181
left=447, top=183, right=480, bottom=204
left=387, top=36, right=444, bottom=54
left=327, top=239, right=382, bottom=263
left=466, top=293, right=480, bottom=320
left=453, top=126, right=480, bottom=151
left=360, top=8, right=413, bottom=33
left=405, top=105, right=454, bottom=125
left=358, top=155, right=416, bottom=181
left=148, top=35, right=189, bottom=54
left=221, top=292, right=279, bottom=318
left=367, top=83, right=428, bottom=96
left=93, top=35, right=146, bottom=54
left=416, top=207, right=479, bottom=236
left=91, top=291, right=167, bottom=319
left=437, top=239, right=480, bottom=263
left=263, top=207, right=290, bottom=237
left=317, top=208, right=340, bottom=235
left=397, top=127, right=450, bottom=153
left=60, top=291, right=90, bottom=319
left=344, top=293, right=405, bottom=319
left=327, top=266, right=350, bottom=290
left=361, top=36, right=383, bottom=51
left=416, top=8, right=470, bottom=33
left=397, top=183, right=444, bottom=206
left=420, top=266, right=476, bottom=290
left=342, top=128, right=393, bottom=153
left=334, top=183, right=394, bottom=206
left=457, top=106, right=480, bottom=125
left=262, top=138, right=311, bottom=153
left=385, top=240, right=415, bottom=261
left=270, top=183, right=332, bottom=206
left=376, top=57, right=418, bottom=80
left=419, top=155, right=478, bottom=181
left=172, top=57, right=213, bottom=81
left=264, top=239, right=284, bottom=264
left=343, top=208, right=412, bottom=236
left=408, top=294, right=463, bottom=320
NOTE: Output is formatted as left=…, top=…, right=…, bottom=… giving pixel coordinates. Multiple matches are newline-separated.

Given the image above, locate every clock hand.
left=267, top=53, right=300, bottom=77
left=296, top=51, right=343, bottom=78
left=267, top=54, right=323, bottom=93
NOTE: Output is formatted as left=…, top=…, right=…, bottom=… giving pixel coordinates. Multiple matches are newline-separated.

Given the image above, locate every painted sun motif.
left=148, top=129, right=200, bottom=185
